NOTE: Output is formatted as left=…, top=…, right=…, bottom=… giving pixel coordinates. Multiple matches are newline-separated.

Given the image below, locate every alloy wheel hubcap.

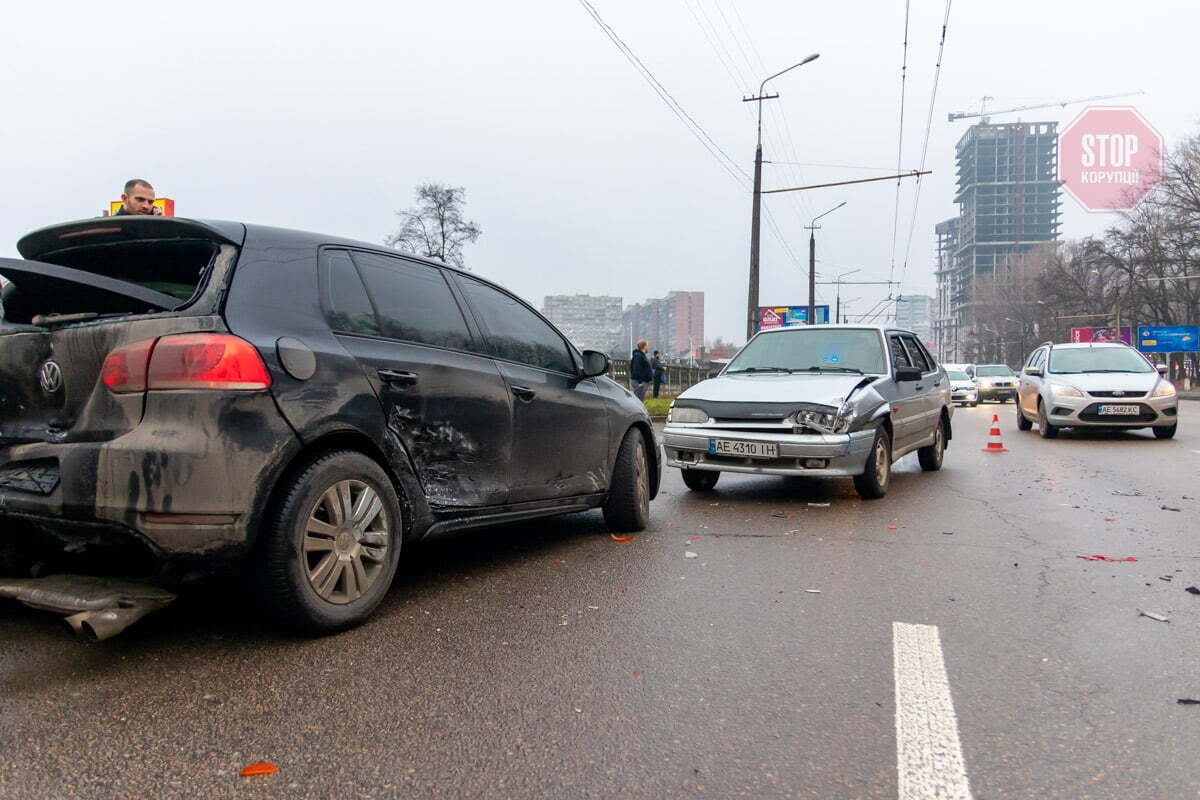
left=303, top=479, right=389, bottom=604
left=634, top=441, right=648, bottom=513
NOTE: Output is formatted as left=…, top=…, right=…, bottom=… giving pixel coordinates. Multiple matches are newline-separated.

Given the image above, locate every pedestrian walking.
left=630, top=339, right=653, bottom=401
left=651, top=350, right=666, bottom=398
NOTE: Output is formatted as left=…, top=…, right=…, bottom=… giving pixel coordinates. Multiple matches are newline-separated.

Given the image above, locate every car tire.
left=1153, top=424, right=1177, bottom=440
left=681, top=469, right=720, bottom=492
left=969, top=402, right=977, bottom=408
left=1037, top=402, right=1058, bottom=439
left=603, top=427, right=651, bottom=532
left=853, top=428, right=892, bottom=500
left=1016, top=406, right=1033, bottom=431
left=256, top=450, right=403, bottom=635
left=917, top=417, right=946, bottom=472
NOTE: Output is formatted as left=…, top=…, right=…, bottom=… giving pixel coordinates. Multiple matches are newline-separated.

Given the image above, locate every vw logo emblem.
left=38, top=361, right=63, bottom=394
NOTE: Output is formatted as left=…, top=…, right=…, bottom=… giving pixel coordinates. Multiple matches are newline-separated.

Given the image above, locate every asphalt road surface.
left=3, top=403, right=1199, bottom=799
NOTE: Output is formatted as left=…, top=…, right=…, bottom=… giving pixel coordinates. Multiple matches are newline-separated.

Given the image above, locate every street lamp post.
left=804, top=201, right=846, bottom=325
left=744, top=53, right=820, bottom=340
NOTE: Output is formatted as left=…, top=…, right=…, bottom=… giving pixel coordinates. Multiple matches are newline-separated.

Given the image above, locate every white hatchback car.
left=1016, top=342, right=1179, bottom=439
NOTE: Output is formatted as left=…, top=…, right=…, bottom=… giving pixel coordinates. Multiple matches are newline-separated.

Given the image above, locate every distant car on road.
left=946, top=368, right=978, bottom=407
left=0, top=216, right=660, bottom=636
left=973, top=364, right=1017, bottom=403
left=662, top=325, right=952, bottom=500
left=1016, top=341, right=1178, bottom=439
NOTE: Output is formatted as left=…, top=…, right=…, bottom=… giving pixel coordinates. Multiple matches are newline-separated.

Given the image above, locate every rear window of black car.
left=0, top=239, right=218, bottom=324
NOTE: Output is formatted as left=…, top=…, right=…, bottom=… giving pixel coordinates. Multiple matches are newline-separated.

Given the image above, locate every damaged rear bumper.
left=0, top=392, right=299, bottom=562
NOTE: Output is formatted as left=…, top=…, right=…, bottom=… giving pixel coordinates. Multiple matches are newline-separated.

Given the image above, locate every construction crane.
left=947, top=91, right=1145, bottom=123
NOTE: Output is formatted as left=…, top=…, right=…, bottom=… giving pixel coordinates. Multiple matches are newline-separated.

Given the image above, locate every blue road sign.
left=1137, top=325, right=1199, bottom=353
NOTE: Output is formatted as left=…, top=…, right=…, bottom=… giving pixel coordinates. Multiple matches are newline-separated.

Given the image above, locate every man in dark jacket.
left=651, top=350, right=666, bottom=398
left=630, top=339, right=653, bottom=400
left=115, top=179, right=162, bottom=216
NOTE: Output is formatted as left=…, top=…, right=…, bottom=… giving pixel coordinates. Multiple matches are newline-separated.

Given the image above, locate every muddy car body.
left=0, top=216, right=659, bottom=633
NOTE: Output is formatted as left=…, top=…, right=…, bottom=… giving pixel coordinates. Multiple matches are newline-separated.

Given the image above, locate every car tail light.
left=147, top=333, right=271, bottom=390
left=101, top=339, right=156, bottom=393
left=102, top=334, right=271, bottom=394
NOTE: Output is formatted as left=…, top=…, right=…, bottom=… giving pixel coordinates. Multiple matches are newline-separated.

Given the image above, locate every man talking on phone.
left=116, top=179, right=162, bottom=215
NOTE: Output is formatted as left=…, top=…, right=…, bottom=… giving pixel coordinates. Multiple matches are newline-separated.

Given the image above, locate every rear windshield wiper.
left=803, top=365, right=864, bottom=374
left=726, top=366, right=793, bottom=374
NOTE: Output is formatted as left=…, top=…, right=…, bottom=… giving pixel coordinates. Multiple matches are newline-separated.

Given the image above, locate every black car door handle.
left=511, top=385, right=537, bottom=401
left=377, top=369, right=418, bottom=385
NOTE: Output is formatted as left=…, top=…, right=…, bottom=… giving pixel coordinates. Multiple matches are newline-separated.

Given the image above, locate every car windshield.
left=975, top=365, right=1014, bottom=377
left=1049, top=347, right=1154, bottom=374
left=725, top=328, right=886, bottom=375
left=946, top=370, right=970, bottom=380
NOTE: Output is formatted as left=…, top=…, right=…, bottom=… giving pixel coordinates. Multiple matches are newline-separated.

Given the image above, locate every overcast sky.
left=3, top=1, right=1196, bottom=344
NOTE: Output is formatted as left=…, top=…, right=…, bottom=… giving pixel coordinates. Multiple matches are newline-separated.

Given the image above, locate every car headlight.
left=1050, top=383, right=1084, bottom=398
left=792, top=408, right=839, bottom=433
left=668, top=405, right=709, bottom=424
left=1150, top=382, right=1177, bottom=398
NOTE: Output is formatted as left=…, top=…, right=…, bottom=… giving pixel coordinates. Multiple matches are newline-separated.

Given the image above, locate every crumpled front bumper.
left=662, top=425, right=877, bottom=477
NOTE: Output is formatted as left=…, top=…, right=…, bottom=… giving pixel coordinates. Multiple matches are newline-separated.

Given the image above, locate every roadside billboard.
left=1071, top=326, right=1132, bottom=345
left=758, top=305, right=830, bottom=330
left=1137, top=325, right=1199, bottom=353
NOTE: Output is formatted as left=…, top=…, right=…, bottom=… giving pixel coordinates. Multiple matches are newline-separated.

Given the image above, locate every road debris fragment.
left=1076, top=555, right=1138, bottom=563
left=1138, top=610, right=1170, bottom=623
left=772, top=512, right=787, bottom=518
left=887, top=525, right=898, bottom=530
left=1112, top=490, right=1143, bottom=497
left=241, top=762, right=279, bottom=778
left=1161, top=505, right=1182, bottom=512
left=609, top=534, right=634, bottom=543
left=942, top=531, right=954, bottom=535
left=1186, top=586, right=1200, bottom=596
left=808, top=502, right=830, bottom=507
left=804, top=589, right=821, bottom=594
left=1178, top=698, right=1200, bottom=705
left=1160, top=575, right=1174, bottom=582
left=685, top=551, right=698, bottom=559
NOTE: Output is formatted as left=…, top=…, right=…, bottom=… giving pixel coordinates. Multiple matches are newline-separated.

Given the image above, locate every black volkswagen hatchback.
left=0, top=217, right=659, bottom=634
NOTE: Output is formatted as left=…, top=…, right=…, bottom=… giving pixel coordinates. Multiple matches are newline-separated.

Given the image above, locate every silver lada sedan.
left=663, top=325, right=953, bottom=499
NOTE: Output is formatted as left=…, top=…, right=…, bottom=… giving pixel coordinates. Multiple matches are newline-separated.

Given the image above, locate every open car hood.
left=0, top=257, right=183, bottom=318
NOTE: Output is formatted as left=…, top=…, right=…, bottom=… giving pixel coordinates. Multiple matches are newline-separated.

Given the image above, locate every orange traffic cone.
left=982, top=413, right=1008, bottom=453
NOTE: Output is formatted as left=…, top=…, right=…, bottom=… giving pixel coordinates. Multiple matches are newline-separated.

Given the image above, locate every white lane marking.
left=893, top=622, right=974, bottom=800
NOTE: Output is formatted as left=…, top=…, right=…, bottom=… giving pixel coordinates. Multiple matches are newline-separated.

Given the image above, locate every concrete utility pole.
left=803, top=201, right=846, bottom=325
left=743, top=54, right=819, bottom=341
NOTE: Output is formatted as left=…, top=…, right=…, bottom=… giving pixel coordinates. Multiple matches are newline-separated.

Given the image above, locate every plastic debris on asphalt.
left=1112, top=490, right=1143, bottom=496
left=241, top=762, right=279, bottom=778
left=808, top=502, right=830, bottom=507
left=685, top=551, right=698, bottom=559
left=804, top=589, right=821, bottom=594
left=609, top=534, right=635, bottom=543
left=1162, top=505, right=1182, bottom=512
left=1178, top=698, right=1200, bottom=705
left=887, top=525, right=898, bottom=531
left=1138, top=610, right=1170, bottom=623
left=1186, top=586, right=1200, bottom=596
left=1076, top=555, right=1138, bottom=563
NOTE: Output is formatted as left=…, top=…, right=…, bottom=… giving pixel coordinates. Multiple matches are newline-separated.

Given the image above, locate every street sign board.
left=1058, top=107, right=1163, bottom=212
left=1137, top=325, right=1199, bottom=353
left=1071, top=326, right=1132, bottom=345
left=758, top=305, right=830, bottom=330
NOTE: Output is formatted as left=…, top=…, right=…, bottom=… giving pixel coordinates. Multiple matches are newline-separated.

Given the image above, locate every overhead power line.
left=888, top=0, right=912, bottom=285
left=898, top=0, right=953, bottom=293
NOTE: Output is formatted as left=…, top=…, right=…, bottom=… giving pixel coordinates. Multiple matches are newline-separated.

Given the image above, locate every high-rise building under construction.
left=933, top=121, right=1061, bottom=362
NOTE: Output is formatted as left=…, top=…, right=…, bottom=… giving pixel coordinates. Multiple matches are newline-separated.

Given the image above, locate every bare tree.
left=385, top=183, right=482, bottom=269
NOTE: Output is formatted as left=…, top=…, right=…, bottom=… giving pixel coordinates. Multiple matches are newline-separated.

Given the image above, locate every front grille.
left=1078, top=403, right=1157, bottom=423
left=1088, top=391, right=1147, bottom=398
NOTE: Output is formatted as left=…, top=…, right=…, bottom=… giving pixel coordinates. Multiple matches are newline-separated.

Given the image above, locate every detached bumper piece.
left=0, top=574, right=175, bottom=641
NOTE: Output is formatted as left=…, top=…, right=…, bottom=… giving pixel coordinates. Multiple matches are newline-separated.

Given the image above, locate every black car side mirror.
left=895, top=366, right=922, bottom=382
left=580, top=350, right=611, bottom=378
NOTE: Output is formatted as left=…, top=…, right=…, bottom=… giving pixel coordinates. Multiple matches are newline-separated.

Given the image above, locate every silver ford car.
left=662, top=325, right=953, bottom=499
left=1016, top=341, right=1179, bottom=439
